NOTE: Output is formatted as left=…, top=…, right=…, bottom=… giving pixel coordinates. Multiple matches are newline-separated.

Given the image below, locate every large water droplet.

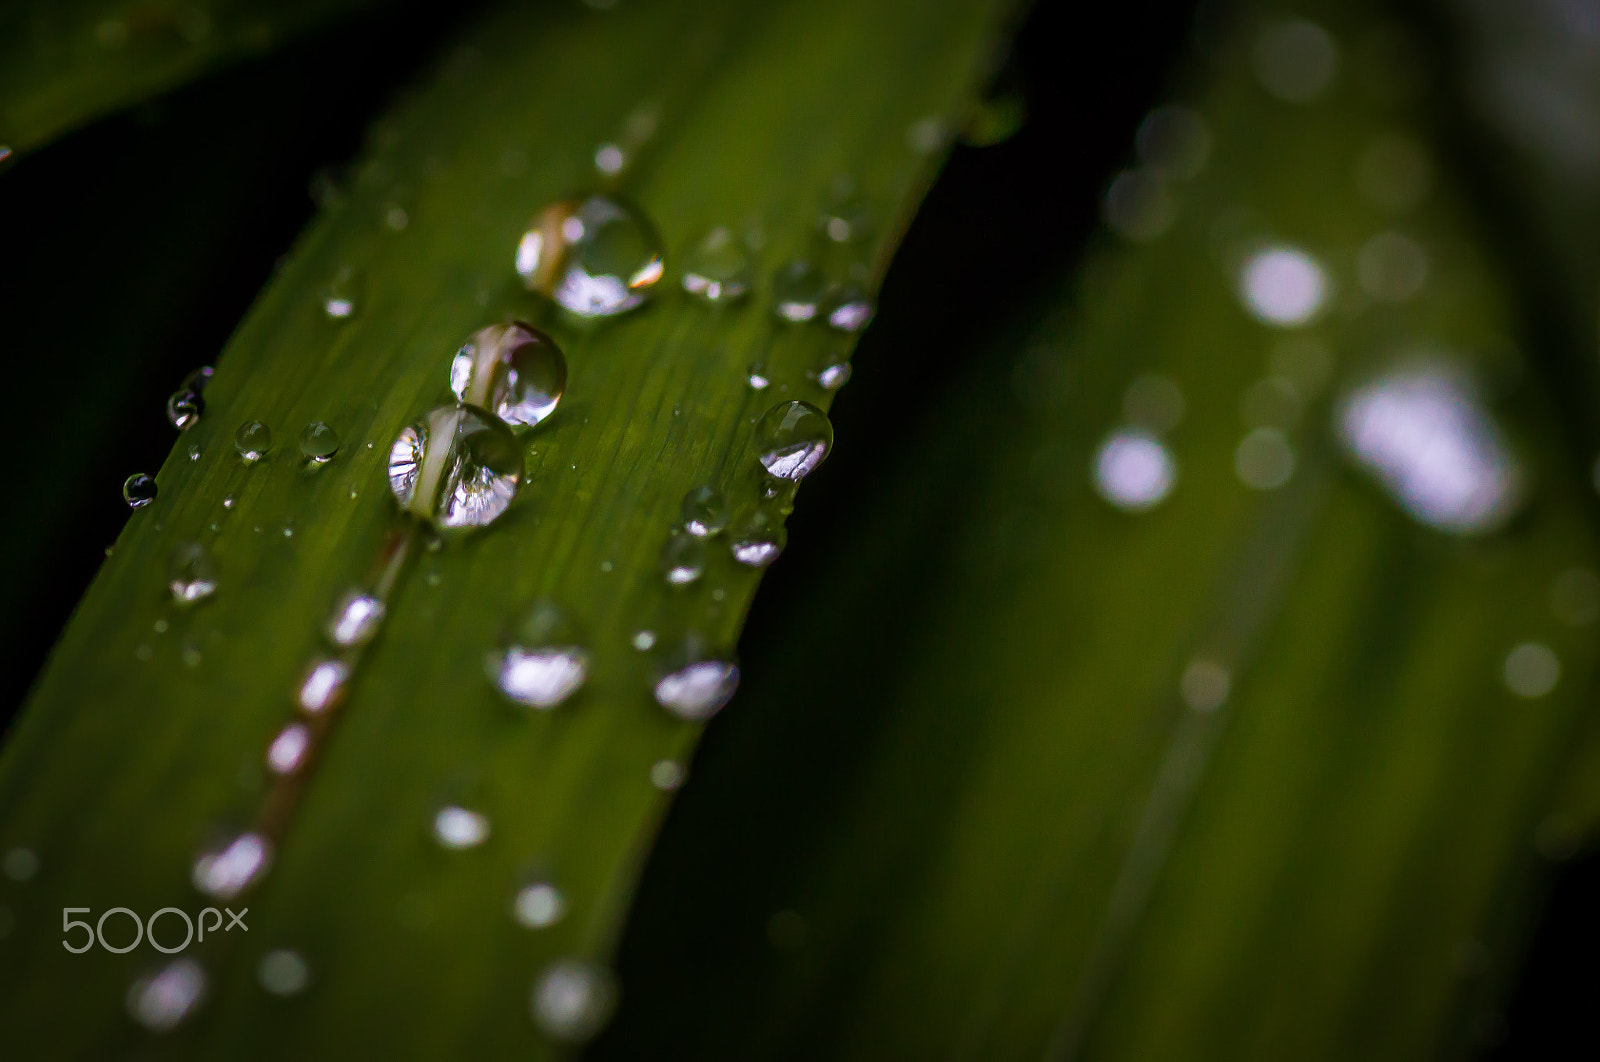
left=1336, top=364, right=1523, bottom=534
left=388, top=405, right=522, bottom=530
left=258, top=949, right=310, bottom=997
left=772, top=261, right=827, bottom=322
left=433, top=805, right=490, bottom=849
left=1092, top=429, right=1176, bottom=511
left=729, top=503, right=786, bottom=568
left=192, top=832, right=271, bottom=900
left=123, top=474, right=157, bottom=509
left=299, top=422, right=340, bottom=463
left=755, top=400, right=832, bottom=481
left=326, top=589, right=385, bottom=647
left=661, top=532, right=707, bottom=586
left=513, top=881, right=566, bottom=929
left=681, top=227, right=752, bottom=304
left=680, top=486, right=729, bottom=537
left=652, top=634, right=739, bottom=721
left=489, top=600, right=589, bottom=709
left=167, top=389, right=203, bottom=431
left=127, top=959, right=207, bottom=1033
left=449, top=322, right=566, bottom=429
left=516, top=194, right=664, bottom=318
left=168, top=542, right=218, bottom=605
left=531, top=959, right=617, bottom=1043
left=235, top=421, right=273, bottom=462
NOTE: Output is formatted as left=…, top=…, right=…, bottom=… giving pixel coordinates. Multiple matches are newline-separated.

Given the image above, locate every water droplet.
left=1356, top=132, right=1433, bottom=213
left=1336, top=364, right=1523, bottom=534
left=772, top=261, right=827, bottom=322
left=1253, top=18, right=1339, bottom=103
left=1092, top=430, right=1175, bottom=511
left=661, top=532, right=707, bottom=586
left=235, top=421, right=273, bottom=462
left=1104, top=169, right=1177, bottom=242
left=258, top=950, right=310, bottom=997
left=192, top=832, right=271, bottom=899
left=188, top=445, right=201, bottom=461
left=123, top=474, right=158, bottom=509
left=2, top=846, right=38, bottom=882
left=1238, top=246, right=1328, bottom=326
left=223, top=495, right=235, bottom=509
left=824, top=286, right=874, bottom=333
left=755, top=400, right=832, bottom=481
left=818, top=185, right=874, bottom=245
left=652, top=634, right=739, bottom=721
left=1136, top=105, right=1212, bottom=180
left=678, top=486, right=730, bottom=538
left=388, top=405, right=523, bottom=530
left=1503, top=642, right=1559, bottom=699
left=322, top=266, right=360, bottom=319
left=489, top=600, right=589, bottom=709
left=681, top=227, right=752, bottom=303
left=326, top=589, right=385, bottom=647
left=1550, top=568, right=1600, bottom=626
left=298, top=659, right=351, bottom=714
left=747, top=365, right=771, bottom=390
left=516, top=194, right=664, bottom=318
left=513, top=882, right=566, bottom=928
left=813, top=359, right=852, bottom=391
left=1123, top=374, right=1186, bottom=432
left=433, top=806, right=490, bottom=849
left=531, top=959, right=617, bottom=1043
left=127, top=959, right=206, bottom=1032
left=1235, top=427, right=1295, bottom=490
left=299, top=422, right=340, bottom=463
left=1356, top=231, right=1428, bottom=302
left=167, top=389, right=203, bottom=430
left=266, top=723, right=311, bottom=775
left=632, top=630, right=656, bottom=651
left=729, top=504, right=786, bottom=568
left=650, top=759, right=684, bottom=790
left=168, top=542, right=218, bottom=605
left=449, top=322, right=566, bottom=429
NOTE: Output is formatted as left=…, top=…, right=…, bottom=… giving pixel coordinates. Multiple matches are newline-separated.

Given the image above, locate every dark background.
left=0, top=0, right=1592, bottom=1055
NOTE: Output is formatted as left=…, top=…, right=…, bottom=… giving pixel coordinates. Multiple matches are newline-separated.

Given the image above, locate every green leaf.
left=0, top=0, right=1009, bottom=1055
left=601, top=2, right=1600, bottom=1058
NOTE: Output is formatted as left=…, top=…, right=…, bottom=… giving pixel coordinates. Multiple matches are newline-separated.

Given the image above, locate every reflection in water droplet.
left=729, top=504, right=786, bottom=568
left=1238, top=246, right=1328, bottom=326
left=825, top=286, right=874, bottom=333
left=326, top=589, right=385, bottom=647
left=818, top=185, right=874, bottom=245
left=1356, top=132, right=1434, bottom=213
left=1356, top=231, right=1428, bottom=302
left=661, top=533, right=707, bottom=586
left=681, top=227, right=752, bottom=304
left=653, top=635, right=739, bottom=721
left=388, top=405, right=522, bottom=530
left=450, top=322, right=566, bottom=429
left=1136, top=105, right=1212, bottom=180
left=123, top=474, right=158, bottom=509
left=298, top=659, right=351, bottom=714
left=772, top=261, right=827, bottom=322
left=258, top=950, right=310, bottom=997
left=127, top=959, right=207, bottom=1033
left=266, top=723, right=311, bottom=775
left=1253, top=18, right=1339, bottom=103
left=650, top=759, right=685, bottom=790
left=1123, top=374, right=1186, bottom=432
left=1551, top=568, right=1600, bottom=626
left=167, top=390, right=203, bottom=430
left=814, top=359, right=852, bottom=391
left=515, top=195, right=664, bottom=318
left=192, top=832, right=271, bottom=900
left=433, top=806, right=490, bottom=849
left=1336, top=364, right=1523, bottom=534
left=2, top=846, right=38, bottom=882
left=235, top=421, right=273, bottom=462
left=531, top=959, right=617, bottom=1043
left=168, top=542, right=218, bottom=605
left=1104, top=169, right=1176, bottom=242
left=1092, top=430, right=1175, bottom=511
left=756, top=401, right=832, bottom=481
left=1235, top=427, right=1295, bottom=490
left=1503, top=642, right=1559, bottom=699
left=489, top=600, right=589, bottom=709
left=299, top=422, right=340, bottom=463
left=681, top=486, right=729, bottom=537
left=747, top=366, right=770, bottom=390
left=323, top=266, right=360, bottom=319
left=513, top=882, right=566, bottom=928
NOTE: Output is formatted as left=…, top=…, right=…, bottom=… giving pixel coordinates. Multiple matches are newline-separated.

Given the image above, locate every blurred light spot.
left=127, top=959, right=206, bottom=1032
left=1103, top=169, right=1176, bottom=242
left=1239, top=247, right=1328, bottom=326
left=531, top=959, right=617, bottom=1043
left=906, top=116, right=950, bottom=155
left=514, top=882, right=566, bottom=929
left=1122, top=373, right=1186, bottom=432
left=1356, top=132, right=1434, bottom=212
left=2, top=846, right=38, bottom=882
left=650, top=759, right=685, bottom=790
left=266, top=723, right=311, bottom=776
left=258, top=949, right=310, bottom=997
left=297, top=659, right=350, bottom=714
left=594, top=142, right=625, bottom=177
left=1253, top=18, right=1339, bottom=103
left=1550, top=567, right=1600, bottom=625
left=192, top=832, right=271, bottom=900
left=433, top=806, right=490, bottom=849
left=1503, top=642, right=1559, bottom=699
left=1357, top=231, right=1429, bottom=302
left=1136, top=105, right=1212, bottom=180
left=1180, top=659, right=1231, bottom=712
left=1093, top=430, right=1176, bottom=511
left=1235, top=427, right=1295, bottom=490
left=1337, top=364, right=1522, bottom=534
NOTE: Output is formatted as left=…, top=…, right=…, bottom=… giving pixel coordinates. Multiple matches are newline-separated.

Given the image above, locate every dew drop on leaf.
left=299, top=422, right=340, bottom=464
left=168, top=542, right=217, bottom=605
left=234, top=421, right=273, bottom=462
left=326, top=589, right=385, bottom=648
left=450, top=322, right=566, bottom=429
left=515, top=194, right=664, bottom=318
left=680, top=486, right=730, bottom=538
left=771, top=260, right=827, bottom=322
left=728, top=503, right=786, bottom=568
left=681, top=226, right=752, bottom=304
left=388, top=405, right=522, bottom=530
left=513, top=882, right=566, bottom=929
left=755, top=400, right=832, bottom=481
left=123, top=474, right=157, bottom=509
left=488, top=600, right=589, bottom=709
left=127, top=959, right=207, bottom=1033
left=652, top=634, right=739, bottom=721
left=661, top=531, right=707, bottom=586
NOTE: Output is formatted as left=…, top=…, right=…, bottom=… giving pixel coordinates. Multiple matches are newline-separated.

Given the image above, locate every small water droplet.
left=1503, top=642, right=1559, bottom=699
left=192, top=832, right=271, bottom=899
left=771, top=261, right=827, bottom=323
left=326, top=589, right=385, bottom=647
left=681, top=226, right=752, bottom=303
left=1180, top=659, right=1231, bottom=711
left=258, top=949, right=310, bottom=997
left=531, top=959, right=617, bottom=1043
left=450, top=322, right=566, bottom=429
left=1253, top=18, right=1339, bottom=103
left=513, top=882, right=566, bottom=928
left=167, top=390, right=203, bottom=431
left=1550, top=568, right=1600, bottom=626
left=322, top=265, right=360, bottom=319
left=168, top=542, right=218, bottom=605
left=2, top=846, right=38, bottom=882
left=188, top=444, right=201, bottom=461
left=680, top=486, right=729, bottom=537
left=812, top=358, right=852, bottom=391
left=298, top=659, right=351, bottom=714
left=632, top=630, right=656, bottom=651
left=747, top=365, right=771, bottom=390
left=235, top=421, right=273, bottom=462
left=824, top=286, right=874, bottom=333
left=223, top=495, right=235, bottom=509
left=123, top=474, right=158, bottom=509
left=1136, top=105, right=1212, bottom=180
left=755, top=400, right=832, bottom=481
left=388, top=405, right=523, bottom=530
left=652, top=634, right=739, bottom=721
left=1123, top=373, right=1186, bottom=432
left=1092, top=429, right=1176, bottom=511
left=818, top=184, right=874, bottom=245
left=649, top=759, right=684, bottom=790
left=266, top=723, right=311, bottom=775
left=516, top=194, right=664, bottom=317
left=1239, top=246, right=1328, bottom=326
left=489, top=600, right=589, bottom=709
left=729, top=504, right=786, bottom=568
left=433, top=806, right=490, bottom=849
left=299, top=422, right=340, bottom=463
left=661, top=532, right=707, bottom=586
left=1235, top=427, right=1295, bottom=490
left=127, top=959, right=207, bottom=1033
